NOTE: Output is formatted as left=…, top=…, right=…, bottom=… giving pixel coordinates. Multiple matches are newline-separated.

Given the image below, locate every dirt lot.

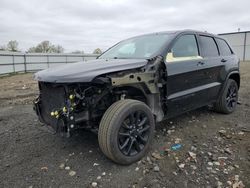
left=0, top=63, right=249, bottom=188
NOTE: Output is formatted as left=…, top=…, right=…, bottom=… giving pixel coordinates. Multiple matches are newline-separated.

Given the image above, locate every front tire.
left=98, top=99, right=155, bottom=165
left=214, top=79, right=238, bottom=114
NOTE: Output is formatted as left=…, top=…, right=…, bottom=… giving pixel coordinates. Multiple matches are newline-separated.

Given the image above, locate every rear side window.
left=171, top=35, right=199, bottom=57
left=216, top=38, right=232, bottom=56
left=199, top=36, right=219, bottom=57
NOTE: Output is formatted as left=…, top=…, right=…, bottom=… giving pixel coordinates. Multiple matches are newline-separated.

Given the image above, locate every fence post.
left=243, top=32, right=247, bottom=62
left=24, top=54, right=27, bottom=73
left=12, top=54, right=16, bottom=73
left=47, top=55, right=49, bottom=68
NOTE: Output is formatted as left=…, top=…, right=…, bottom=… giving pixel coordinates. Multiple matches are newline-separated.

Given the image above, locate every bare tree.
left=28, top=41, right=64, bottom=53
left=27, top=46, right=36, bottom=53
left=37, top=41, right=52, bottom=53
left=53, top=45, right=64, bottom=53
left=93, top=48, right=102, bottom=54
left=7, top=40, right=19, bottom=52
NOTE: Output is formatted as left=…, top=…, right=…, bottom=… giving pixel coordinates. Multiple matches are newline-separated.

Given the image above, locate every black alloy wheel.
left=98, top=99, right=155, bottom=165
left=214, top=79, right=238, bottom=114
left=118, top=110, right=150, bottom=156
left=226, top=84, right=237, bottom=110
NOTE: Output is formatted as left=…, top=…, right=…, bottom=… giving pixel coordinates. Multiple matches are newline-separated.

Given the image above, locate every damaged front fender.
left=110, top=56, right=166, bottom=122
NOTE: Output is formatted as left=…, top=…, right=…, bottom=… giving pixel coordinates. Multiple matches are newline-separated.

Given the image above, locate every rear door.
left=197, top=35, right=224, bottom=102
left=165, top=34, right=209, bottom=118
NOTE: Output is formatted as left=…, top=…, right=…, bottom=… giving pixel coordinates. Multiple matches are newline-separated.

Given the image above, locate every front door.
left=165, top=34, right=209, bottom=118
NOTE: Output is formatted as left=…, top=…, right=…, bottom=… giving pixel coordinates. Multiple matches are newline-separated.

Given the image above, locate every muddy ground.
left=0, top=63, right=249, bottom=188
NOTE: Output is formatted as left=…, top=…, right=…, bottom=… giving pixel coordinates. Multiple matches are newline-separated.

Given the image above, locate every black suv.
left=34, top=30, right=240, bottom=165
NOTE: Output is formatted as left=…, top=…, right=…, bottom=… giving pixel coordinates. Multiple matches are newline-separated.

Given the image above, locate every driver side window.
left=167, top=34, right=201, bottom=62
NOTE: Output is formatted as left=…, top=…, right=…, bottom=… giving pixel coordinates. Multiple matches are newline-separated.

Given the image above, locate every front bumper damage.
left=34, top=97, right=80, bottom=137
left=33, top=82, right=91, bottom=137
left=33, top=56, right=167, bottom=136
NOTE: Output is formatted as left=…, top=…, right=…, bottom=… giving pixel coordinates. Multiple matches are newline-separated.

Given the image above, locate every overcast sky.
left=0, top=0, right=249, bottom=53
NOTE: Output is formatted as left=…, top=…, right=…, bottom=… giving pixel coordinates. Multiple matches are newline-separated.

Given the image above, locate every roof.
left=119, top=29, right=223, bottom=44
left=159, top=29, right=208, bottom=34
left=132, top=29, right=218, bottom=38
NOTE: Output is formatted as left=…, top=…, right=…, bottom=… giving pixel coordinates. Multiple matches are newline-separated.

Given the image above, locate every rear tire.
left=98, top=99, right=155, bottom=165
left=214, top=79, right=238, bottom=114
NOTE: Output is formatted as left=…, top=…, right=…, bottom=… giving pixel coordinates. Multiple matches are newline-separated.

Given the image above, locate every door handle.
left=221, top=59, right=227, bottom=63
left=197, top=61, right=205, bottom=66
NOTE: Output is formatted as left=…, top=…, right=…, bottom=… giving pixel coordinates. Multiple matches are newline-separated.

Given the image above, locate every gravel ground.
left=0, top=63, right=249, bottom=188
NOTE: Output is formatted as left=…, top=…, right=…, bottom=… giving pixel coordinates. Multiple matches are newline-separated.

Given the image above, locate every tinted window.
left=199, top=36, right=219, bottom=57
left=172, top=35, right=199, bottom=58
left=216, top=38, right=232, bottom=56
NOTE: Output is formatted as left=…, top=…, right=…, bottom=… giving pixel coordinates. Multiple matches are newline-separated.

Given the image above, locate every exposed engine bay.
left=34, top=56, right=167, bottom=136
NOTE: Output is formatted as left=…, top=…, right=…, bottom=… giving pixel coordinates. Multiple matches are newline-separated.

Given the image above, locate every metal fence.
left=0, top=51, right=99, bottom=75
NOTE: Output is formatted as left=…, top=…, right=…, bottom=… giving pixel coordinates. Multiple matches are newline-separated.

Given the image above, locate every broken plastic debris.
left=69, top=170, right=76, bottom=176
left=171, top=144, right=182, bottom=151
left=41, top=166, right=48, bottom=171
left=178, top=163, right=185, bottom=169
left=93, top=163, right=99, bottom=166
left=151, top=152, right=163, bottom=160
left=91, top=182, right=98, bottom=187
left=188, top=151, right=197, bottom=162
left=65, top=166, right=70, bottom=170
left=59, top=163, right=65, bottom=169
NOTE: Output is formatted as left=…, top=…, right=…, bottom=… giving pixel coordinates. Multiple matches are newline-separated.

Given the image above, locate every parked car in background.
left=34, top=30, right=240, bottom=164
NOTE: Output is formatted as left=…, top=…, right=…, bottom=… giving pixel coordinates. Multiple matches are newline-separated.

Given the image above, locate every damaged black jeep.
left=34, top=30, right=240, bottom=164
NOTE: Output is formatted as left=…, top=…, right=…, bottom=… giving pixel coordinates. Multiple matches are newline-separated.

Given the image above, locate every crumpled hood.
left=34, top=58, right=148, bottom=83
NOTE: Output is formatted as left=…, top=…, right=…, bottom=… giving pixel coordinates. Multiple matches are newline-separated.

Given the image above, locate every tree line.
left=0, top=40, right=102, bottom=54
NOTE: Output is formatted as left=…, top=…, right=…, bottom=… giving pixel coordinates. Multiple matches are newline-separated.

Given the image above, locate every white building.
left=219, top=31, right=250, bottom=61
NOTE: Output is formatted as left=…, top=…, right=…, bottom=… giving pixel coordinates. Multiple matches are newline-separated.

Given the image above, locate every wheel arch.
left=228, top=72, right=240, bottom=89
left=216, top=71, right=240, bottom=104
left=112, top=85, right=165, bottom=122
left=113, top=85, right=148, bottom=102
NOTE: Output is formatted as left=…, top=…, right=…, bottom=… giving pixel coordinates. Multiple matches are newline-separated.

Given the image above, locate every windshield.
left=99, top=34, right=173, bottom=59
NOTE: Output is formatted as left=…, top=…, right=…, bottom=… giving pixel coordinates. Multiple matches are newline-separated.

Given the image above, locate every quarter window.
left=171, top=35, right=199, bottom=58
left=199, top=36, right=219, bottom=57
left=216, top=38, right=232, bottom=56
